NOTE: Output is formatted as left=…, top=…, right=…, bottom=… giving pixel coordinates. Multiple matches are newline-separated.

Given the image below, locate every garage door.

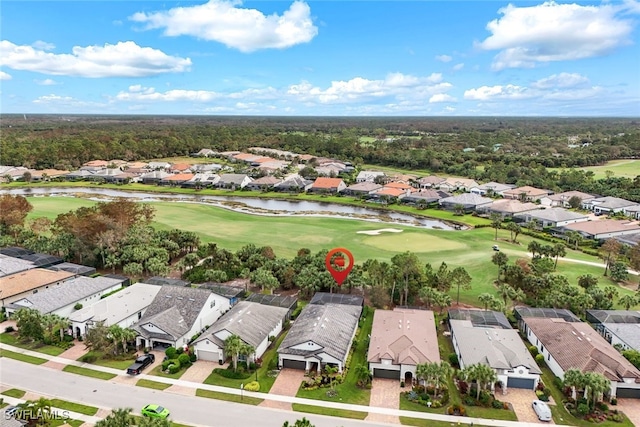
left=196, top=350, right=219, bottom=362
left=507, top=377, right=535, bottom=389
left=373, top=368, right=401, bottom=379
left=282, top=359, right=306, bottom=370
left=616, top=388, right=640, bottom=398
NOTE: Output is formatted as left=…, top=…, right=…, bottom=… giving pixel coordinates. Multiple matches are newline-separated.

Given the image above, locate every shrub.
left=597, top=402, right=608, bottom=412
left=543, top=387, right=552, bottom=397
left=4, top=326, right=15, bottom=333
left=529, top=345, right=539, bottom=356
left=80, top=354, right=97, bottom=363
left=244, top=381, right=260, bottom=392
left=176, top=347, right=184, bottom=355
left=63, top=334, right=74, bottom=342
left=478, top=390, right=491, bottom=405
left=162, top=360, right=174, bottom=371
left=168, top=361, right=181, bottom=374
left=74, top=303, right=83, bottom=310
left=610, top=398, right=617, bottom=406
left=448, top=353, right=459, bottom=367
left=178, top=353, right=191, bottom=367
left=492, top=400, right=504, bottom=409
left=165, top=347, right=177, bottom=359
left=189, top=352, right=197, bottom=363
left=577, top=403, right=590, bottom=416
left=457, top=380, right=469, bottom=395
left=214, top=368, right=251, bottom=379
left=535, top=354, right=545, bottom=366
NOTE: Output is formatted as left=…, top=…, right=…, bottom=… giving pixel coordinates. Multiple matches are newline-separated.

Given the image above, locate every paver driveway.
left=499, top=388, right=554, bottom=424
left=616, top=398, right=640, bottom=427
left=166, top=360, right=217, bottom=396
left=259, top=368, right=305, bottom=410
left=43, top=340, right=90, bottom=370
left=365, top=379, right=401, bottom=425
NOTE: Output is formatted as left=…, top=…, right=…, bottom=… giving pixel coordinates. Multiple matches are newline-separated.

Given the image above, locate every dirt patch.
left=356, top=228, right=403, bottom=236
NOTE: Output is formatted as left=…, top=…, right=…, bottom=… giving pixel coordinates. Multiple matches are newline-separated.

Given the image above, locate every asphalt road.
left=0, top=359, right=393, bottom=427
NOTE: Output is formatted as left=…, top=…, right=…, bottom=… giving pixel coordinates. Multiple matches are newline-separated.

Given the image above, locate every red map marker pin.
left=325, top=248, right=354, bottom=287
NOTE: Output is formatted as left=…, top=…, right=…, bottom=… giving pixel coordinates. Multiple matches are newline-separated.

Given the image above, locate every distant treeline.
left=1, top=115, right=639, bottom=200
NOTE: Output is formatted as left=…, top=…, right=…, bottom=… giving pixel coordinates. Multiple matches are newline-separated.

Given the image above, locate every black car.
left=126, top=353, right=155, bottom=375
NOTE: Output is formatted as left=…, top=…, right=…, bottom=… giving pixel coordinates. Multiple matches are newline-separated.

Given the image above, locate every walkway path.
left=365, top=379, right=402, bottom=425
left=0, top=342, right=563, bottom=427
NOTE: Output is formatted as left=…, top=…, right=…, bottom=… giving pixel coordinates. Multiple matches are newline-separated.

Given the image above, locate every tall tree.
left=0, top=194, right=32, bottom=235
left=391, top=252, right=422, bottom=306
left=552, top=243, right=567, bottom=270
left=599, top=239, right=622, bottom=277
left=490, top=213, right=502, bottom=241
left=491, top=251, right=509, bottom=282
left=450, top=266, right=472, bottom=305
left=618, top=294, right=639, bottom=310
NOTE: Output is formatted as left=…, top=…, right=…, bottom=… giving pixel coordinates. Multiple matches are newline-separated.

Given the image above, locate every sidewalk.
left=0, top=342, right=564, bottom=427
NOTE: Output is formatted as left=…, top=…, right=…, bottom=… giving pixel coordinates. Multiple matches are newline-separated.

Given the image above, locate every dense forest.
left=1, top=114, right=639, bottom=200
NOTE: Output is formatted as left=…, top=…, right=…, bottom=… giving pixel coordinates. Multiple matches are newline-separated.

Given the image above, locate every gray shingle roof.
left=133, top=286, right=214, bottom=341
left=9, top=275, right=125, bottom=314
left=219, top=174, right=250, bottom=185
left=194, top=301, right=288, bottom=348
left=440, top=193, right=493, bottom=206
left=278, top=303, right=361, bottom=362
left=593, top=196, right=637, bottom=210
left=450, top=319, right=541, bottom=374
left=515, top=207, right=588, bottom=222
left=0, top=254, right=35, bottom=277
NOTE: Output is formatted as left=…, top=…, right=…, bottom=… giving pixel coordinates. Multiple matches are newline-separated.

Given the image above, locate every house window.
left=138, top=312, right=142, bottom=320
left=211, top=301, right=215, bottom=308
left=547, top=353, right=550, bottom=361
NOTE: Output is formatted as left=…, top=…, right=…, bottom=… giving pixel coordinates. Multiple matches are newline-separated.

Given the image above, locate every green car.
left=141, top=404, right=170, bottom=419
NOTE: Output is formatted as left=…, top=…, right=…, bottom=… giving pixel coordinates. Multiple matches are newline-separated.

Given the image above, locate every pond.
left=2, top=186, right=459, bottom=230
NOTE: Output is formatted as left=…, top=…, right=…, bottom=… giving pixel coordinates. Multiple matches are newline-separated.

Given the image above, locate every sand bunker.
left=357, top=228, right=404, bottom=236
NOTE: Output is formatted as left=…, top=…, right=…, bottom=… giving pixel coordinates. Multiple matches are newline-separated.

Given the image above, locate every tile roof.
left=9, top=275, right=125, bottom=314
left=516, top=207, right=588, bottom=222
left=194, top=301, right=288, bottom=348
left=547, top=191, right=596, bottom=202
left=162, top=173, right=195, bottom=181
left=524, top=318, right=640, bottom=381
left=385, top=181, right=413, bottom=190
left=440, top=193, right=493, bottom=206
left=0, top=268, right=76, bottom=300
left=367, top=308, right=440, bottom=365
left=346, top=182, right=382, bottom=192
left=278, top=303, right=362, bottom=362
left=133, top=286, right=214, bottom=341
left=417, top=175, right=446, bottom=185
left=489, top=199, right=541, bottom=214
left=503, top=186, right=552, bottom=198
left=475, top=182, right=516, bottom=192
left=563, top=219, right=640, bottom=235
left=249, top=176, right=283, bottom=186
left=312, top=177, right=344, bottom=189
left=218, top=174, right=250, bottom=185
left=450, top=319, right=541, bottom=374
left=376, top=187, right=407, bottom=197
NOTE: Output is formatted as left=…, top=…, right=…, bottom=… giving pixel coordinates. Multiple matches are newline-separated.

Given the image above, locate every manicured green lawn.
left=136, top=379, right=172, bottom=390
left=49, top=399, right=98, bottom=416
left=0, top=333, right=66, bottom=356
left=400, top=417, right=489, bottom=427
left=550, top=159, right=640, bottom=179
left=540, top=367, right=634, bottom=427
left=51, top=419, right=84, bottom=427
left=1, top=389, right=25, bottom=398
left=291, top=403, right=368, bottom=420
left=202, top=328, right=288, bottom=392
left=0, top=349, right=47, bottom=364
left=195, top=389, right=263, bottom=405
left=62, top=365, right=116, bottom=380
left=78, top=350, right=135, bottom=370
left=149, top=364, right=186, bottom=379
left=295, top=307, right=373, bottom=405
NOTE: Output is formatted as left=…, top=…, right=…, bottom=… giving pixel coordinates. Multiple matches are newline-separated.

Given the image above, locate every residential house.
left=309, top=177, right=347, bottom=194
left=196, top=282, right=245, bottom=307
left=47, top=262, right=96, bottom=276
left=344, top=182, right=383, bottom=196
left=560, top=219, right=640, bottom=240
left=147, top=162, right=172, bottom=170
left=195, top=148, right=216, bottom=157
left=139, top=170, right=171, bottom=185
left=415, top=176, right=446, bottom=189
left=5, top=275, right=126, bottom=318
left=0, top=166, right=30, bottom=181
left=586, top=310, right=640, bottom=352
left=480, top=199, right=541, bottom=219
left=277, top=302, right=361, bottom=373
left=439, top=178, right=479, bottom=193
left=503, top=186, right=553, bottom=202
left=615, top=233, right=640, bottom=247
left=0, top=254, right=36, bottom=277
left=540, top=191, right=596, bottom=208
left=367, top=308, right=440, bottom=383
left=371, top=186, right=411, bottom=202
left=518, top=316, right=640, bottom=398
left=190, top=163, right=223, bottom=173
left=514, top=208, right=589, bottom=228
left=69, top=283, right=161, bottom=339
left=181, top=173, right=220, bottom=188
left=83, top=160, right=109, bottom=168
left=193, top=301, right=289, bottom=364
left=257, top=160, right=289, bottom=174
left=169, top=163, right=193, bottom=174
left=159, top=173, right=195, bottom=187
left=625, top=205, right=640, bottom=220
left=0, top=268, right=76, bottom=307
left=470, top=182, right=516, bottom=197
left=64, top=170, right=96, bottom=181
left=111, top=172, right=140, bottom=184
left=29, top=168, right=70, bottom=182
left=244, top=293, right=298, bottom=320
left=583, top=197, right=638, bottom=216
left=142, top=277, right=191, bottom=287
left=89, top=168, right=123, bottom=182
left=439, top=194, right=493, bottom=213
left=245, top=176, right=283, bottom=191
left=1, top=248, right=63, bottom=269
left=449, top=309, right=541, bottom=391
left=402, top=189, right=450, bottom=206
left=215, top=174, right=253, bottom=190
left=132, top=286, right=231, bottom=349
left=274, top=174, right=314, bottom=193
left=513, top=307, right=582, bottom=330
left=356, top=171, right=385, bottom=183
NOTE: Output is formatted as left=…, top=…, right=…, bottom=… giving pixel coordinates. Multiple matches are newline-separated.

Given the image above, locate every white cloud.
left=0, top=71, right=11, bottom=80
left=531, top=72, right=589, bottom=89
left=129, top=0, right=318, bottom=53
left=0, top=40, right=191, bottom=77
left=452, top=63, right=464, bottom=71
left=435, top=54, right=452, bottom=62
left=478, top=1, right=637, bottom=70
left=464, top=84, right=531, bottom=100
left=35, top=78, right=58, bottom=85
left=429, top=93, right=457, bottom=103
left=32, top=40, right=55, bottom=51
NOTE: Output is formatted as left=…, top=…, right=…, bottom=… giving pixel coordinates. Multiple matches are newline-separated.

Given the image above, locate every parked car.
left=126, top=353, right=155, bottom=375
left=4, top=406, right=19, bottom=418
left=532, top=400, right=552, bottom=422
left=492, top=245, right=500, bottom=251
left=141, top=404, right=170, bottom=419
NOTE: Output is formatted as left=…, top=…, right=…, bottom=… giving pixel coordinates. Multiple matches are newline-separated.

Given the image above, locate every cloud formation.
left=0, top=40, right=192, bottom=77
left=435, top=54, right=452, bottom=62
left=478, top=1, right=637, bottom=70
left=130, top=0, right=318, bottom=53
left=0, top=71, right=11, bottom=80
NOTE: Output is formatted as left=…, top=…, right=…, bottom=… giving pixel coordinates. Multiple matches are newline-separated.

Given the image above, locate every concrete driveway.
left=166, top=360, right=217, bottom=396
left=365, top=379, right=401, bottom=424
left=499, top=388, right=554, bottom=424
left=616, top=398, right=640, bottom=427
left=259, top=368, right=305, bottom=410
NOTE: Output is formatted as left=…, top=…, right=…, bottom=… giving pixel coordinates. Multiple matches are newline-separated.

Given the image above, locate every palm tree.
left=108, top=324, right=123, bottom=355
left=224, top=334, right=245, bottom=372
left=478, top=293, right=496, bottom=311
left=491, top=251, right=508, bottom=282
left=565, top=230, right=583, bottom=250
left=618, top=294, right=639, bottom=310
left=584, top=372, right=610, bottom=408
left=552, top=243, right=566, bottom=270
left=563, top=368, right=584, bottom=400
left=433, top=292, right=452, bottom=314
left=120, top=328, right=137, bottom=354
left=354, top=364, right=371, bottom=387
left=95, top=408, right=134, bottom=427
left=474, top=364, right=497, bottom=398
left=490, top=213, right=502, bottom=241
left=419, top=286, right=438, bottom=308
left=528, top=241, right=542, bottom=259
left=435, top=361, right=454, bottom=396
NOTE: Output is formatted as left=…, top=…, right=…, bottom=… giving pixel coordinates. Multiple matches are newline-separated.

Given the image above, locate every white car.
left=532, top=400, right=552, bottom=422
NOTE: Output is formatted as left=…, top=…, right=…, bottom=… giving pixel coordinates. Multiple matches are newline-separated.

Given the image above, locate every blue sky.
left=1, top=1, right=639, bottom=116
